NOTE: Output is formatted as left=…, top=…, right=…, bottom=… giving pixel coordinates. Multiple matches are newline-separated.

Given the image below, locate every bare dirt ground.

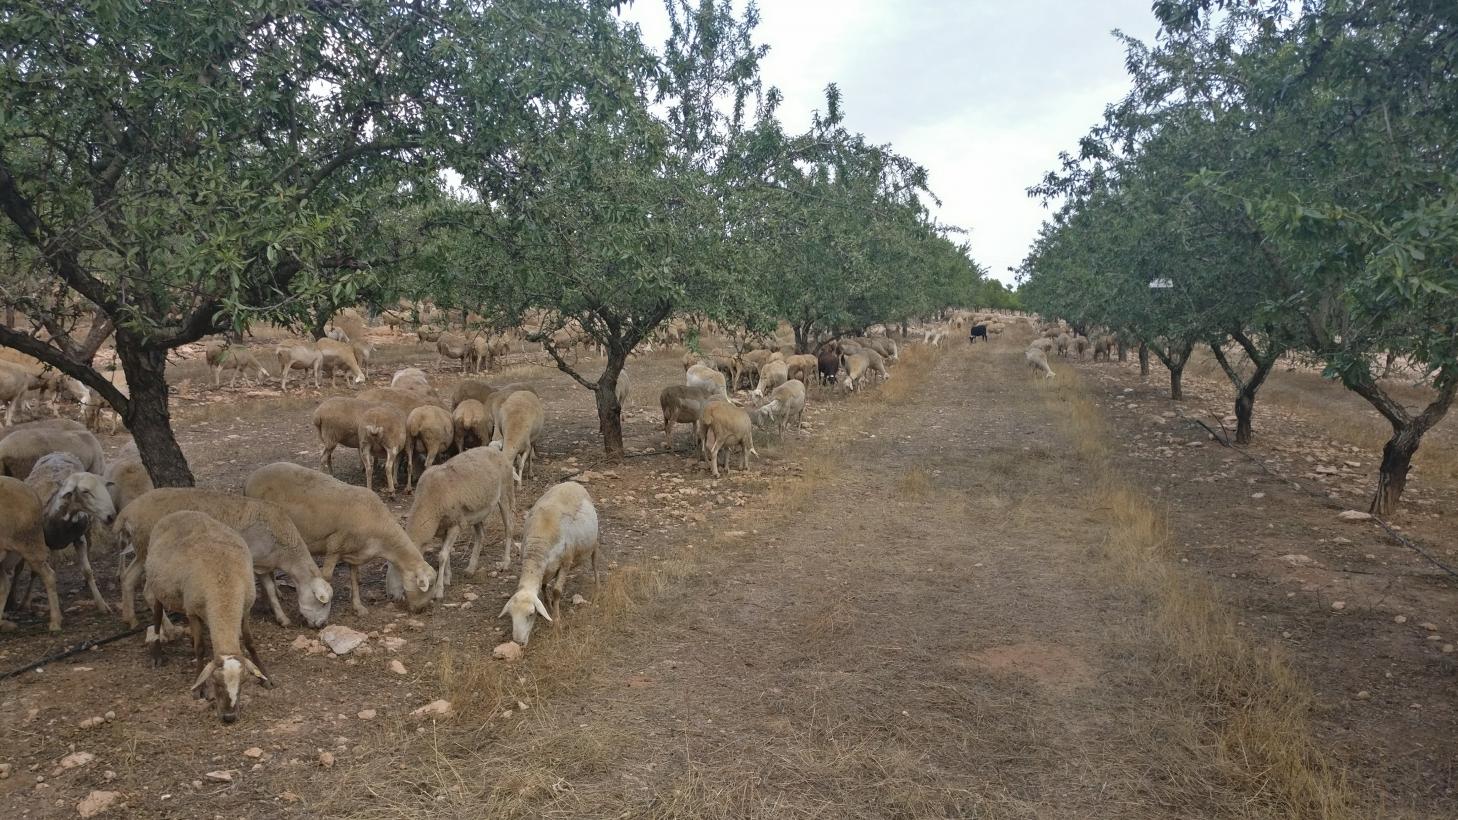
left=1, top=325, right=1454, bottom=818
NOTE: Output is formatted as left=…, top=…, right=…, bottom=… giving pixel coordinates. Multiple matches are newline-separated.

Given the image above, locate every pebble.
left=389, top=660, right=407, bottom=675
left=0, top=763, right=11, bottom=779
left=1355, top=690, right=1371, bottom=700
left=493, top=641, right=524, bottom=662
left=79, top=716, right=104, bottom=729
left=1331, top=601, right=1346, bottom=611
left=410, top=700, right=454, bottom=719
left=1420, top=622, right=1438, bottom=631
left=54, top=752, right=95, bottom=774
left=319, top=625, right=369, bottom=655
left=76, top=790, right=121, bottom=818
left=204, top=770, right=233, bottom=783
left=1394, top=615, right=1408, bottom=624
left=571, top=594, right=588, bottom=606
left=317, top=752, right=335, bottom=768
left=1337, top=510, right=1372, bottom=521
left=357, top=709, right=377, bottom=720
left=243, top=748, right=263, bottom=759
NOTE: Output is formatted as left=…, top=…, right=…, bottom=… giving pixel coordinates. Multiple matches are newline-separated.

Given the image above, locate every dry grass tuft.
left=1044, top=368, right=1356, bottom=819
left=896, top=467, right=932, bottom=498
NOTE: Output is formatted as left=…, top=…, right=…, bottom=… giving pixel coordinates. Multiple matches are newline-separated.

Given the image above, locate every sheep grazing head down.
left=298, top=578, right=334, bottom=628
left=49, top=473, right=118, bottom=528
left=191, top=655, right=269, bottom=724
left=386, top=560, right=437, bottom=613
left=500, top=588, right=552, bottom=645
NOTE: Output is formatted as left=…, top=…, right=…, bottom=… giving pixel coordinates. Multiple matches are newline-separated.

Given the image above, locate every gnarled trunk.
left=1372, top=427, right=1420, bottom=516
left=116, top=334, right=194, bottom=487
left=1138, top=343, right=1149, bottom=377
left=594, top=346, right=629, bottom=459
left=1211, top=332, right=1281, bottom=446
left=1168, top=364, right=1185, bottom=401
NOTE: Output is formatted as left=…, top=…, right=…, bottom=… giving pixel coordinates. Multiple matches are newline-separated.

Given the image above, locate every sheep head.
left=297, top=577, right=334, bottom=628
left=500, top=588, right=551, bottom=645
left=191, top=655, right=269, bottom=724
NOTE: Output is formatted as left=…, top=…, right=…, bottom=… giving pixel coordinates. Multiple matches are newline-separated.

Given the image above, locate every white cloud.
left=619, top=1, right=1159, bottom=284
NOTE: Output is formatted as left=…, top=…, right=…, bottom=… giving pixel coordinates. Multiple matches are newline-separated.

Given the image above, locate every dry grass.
left=316, top=342, right=945, bottom=818
left=896, top=467, right=932, bottom=498
left=1041, top=369, right=1356, bottom=819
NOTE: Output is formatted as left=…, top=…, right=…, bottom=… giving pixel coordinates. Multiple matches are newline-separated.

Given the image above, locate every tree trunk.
left=116, top=334, right=194, bottom=487
left=4, top=305, right=12, bottom=328
left=594, top=346, right=629, bottom=459
left=793, top=321, right=815, bottom=354
left=1371, top=426, right=1420, bottom=516
left=900, top=321, right=908, bottom=339
left=1138, top=343, right=1149, bottom=377
left=1169, top=363, right=1185, bottom=401
left=309, top=309, right=329, bottom=341
left=1117, top=340, right=1128, bottom=363
left=1234, top=388, right=1255, bottom=445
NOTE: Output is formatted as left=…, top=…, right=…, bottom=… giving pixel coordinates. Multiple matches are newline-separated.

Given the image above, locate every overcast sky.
left=618, top=1, right=1160, bottom=285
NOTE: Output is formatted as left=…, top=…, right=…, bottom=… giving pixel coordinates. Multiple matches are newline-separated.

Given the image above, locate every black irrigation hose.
left=0, top=624, right=148, bottom=682
left=1183, top=417, right=1458, bottom=583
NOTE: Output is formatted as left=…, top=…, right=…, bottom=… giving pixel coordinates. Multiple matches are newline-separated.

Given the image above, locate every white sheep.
left=389, top=367, right=436, bottom=398
left=659, top=384, right=716, bottom=452
left=103, top=454, right=153, bottom=512
left=697, top=401, right=756, bottom=477
left=491, top=390, right=544, bottom=485
left=1026, top=346, right=1056, bottom=379
left=0, top=426, right=103, bottom=479
left=406, top=446, right=515, bottom=598
left=142, top=510, right=271, bottom=724
left=0, top=477, right=62, bottom=631
left=685, top=363, right=729, bottom=400
left=316, top=338, right=367, bottom=386
left=752, top=360, right=789, bottom=398
left=499, top=481, right=599, bottom=645
left=436, top=332, right=469, bottom=372
left=405, top=404, right=454, bottom=489
left=115, top=488, right=334, bottom=629
left=24, top=451, right=117, bottom=613
left=751, top=379, right=806, bottom=435
left=0, top=363, right=44, bottom=425
left=204, top=342, right=270, bottom=387
left=358, top=403, right=407, bottom=494
left=275, top=342, right=322, bottom=391
left=244, top=462, right=436, bottom=615
left=312, top=396, right=374, bottom=475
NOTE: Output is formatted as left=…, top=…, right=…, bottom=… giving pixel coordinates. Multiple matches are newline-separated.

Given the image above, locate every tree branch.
left=0, top=325, right=129, bottom=413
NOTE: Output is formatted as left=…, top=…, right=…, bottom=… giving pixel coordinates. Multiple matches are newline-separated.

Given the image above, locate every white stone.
left=1337, top=510, right=1372, bottom=521
left=410, top=700, right=454, bottom=719
left=77, top=790, right=121, bottom=818
left=319, top=625, right=368, bottom=656
left=493, top=641, right=523, bottom=661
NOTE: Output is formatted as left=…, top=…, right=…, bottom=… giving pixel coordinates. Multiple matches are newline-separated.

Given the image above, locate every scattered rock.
left=1355, top=690, right=1371, bottom=700
left=1251, top=492, right=1265, bottom=499
left=317, top=752, right=335, bottom=768
left=381, top=636, right=406, bottom=652
left=319, top=625, right=368, bottom=656
left=1331, top=601, right=1347, bottom=611
left=279, top=791, right=301, bottom=803
left=0, top=762, right=11, bottom=779
left=461, top=592, right=479, bottom=602
left=103, top=711, right=115, bottom=722
left=1315, top=465, right=1339, bottom=475
left=76, top=790, right=121, bottom=818
left=571, top=594, right=588, bottom=606
left=357, top=709, right=377, bottom=720
left=1420, top=622, right=1438, bottom=632
left=723, top=531, right=748, bottom=538
left=79, top=716, right=104, bottom=730
left=242, top=748, right=263, bottom=760
left=493, top=641, right=523, bottom=662
left=388, top=660, right=407, bottom=675
left=410, top=700, right=454, bottom=720
left=1337, top=510, right=1372, bottom=522
left=203, top=770, right=233, bottom=783
left=53, top=752, right=95, bottom=775
left=1281, top=554, right=1315, bottom=567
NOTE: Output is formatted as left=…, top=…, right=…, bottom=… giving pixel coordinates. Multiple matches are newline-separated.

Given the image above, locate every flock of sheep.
left=0, top=308, right=966, bottom=724
left=1022, top=320, right=1116, bottom=378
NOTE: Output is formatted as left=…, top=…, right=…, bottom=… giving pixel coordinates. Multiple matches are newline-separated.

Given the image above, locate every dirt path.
left=326, top=340, right=1257, bottom=818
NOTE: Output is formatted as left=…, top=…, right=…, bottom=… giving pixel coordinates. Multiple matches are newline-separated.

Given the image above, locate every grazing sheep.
left=25, top=452, right=117, bottom=613
left=1073, top=335, right=1090, bottom=359
left=817, top=348, right=841, bottom=384
left=116, top=489, right=334, bottom=629
left=0, top=416, right=87, bottom=442
left=468, top=334, right=509, bottom=373
left=697, top=401, right=756, bottom=477
left=275, top=342, right=323, bottom=391
left=499, top=481, right=599, bottom=645
left=358, top=403, right=408, bottom=494
left=0, top=427, right=104, bottom=479
left=784, top=354, right=818, bottom=386
left=357, top=386, right=436, bottom=415
left=659, top=384, right=716, bottom=452
left=315, top=339, right=367, bottom=386
left=686, top=363, right=729, bottom=400
left=407, top=447, right=515, bottom=598
left=0, top=477, right=62, bottom=631
left=205, top=342, right=270, bottom=388
left=752, top=379, right=806, bottom=435
left=752, top=360, right=789, bottom=398
left=492, top=390, right=544, bottom=485
left=389, top=367, right=436, bottom=398
left=969, top=324, right=988, bottom=343
left=1026, top=346, right=1056, bottom=378
left=244, top=462, right=437, bottom=615
left=840, top=352, right=871, bottom=392
left=1030, top=337, right=1056, bottom=354
left=614, top=367, right=630, bottom=408
left=406, top=405, right=454, bottom=489
left=311, top=396, right=375, bottom=474
left=0, top=364, right=44, bottom=426
left=450, top=378, right=496, bottom=410
left=103, top=455, right=153, bottom=512
left=452, top=398, right=490, bottom=452
left=437, top=332, right=469, bottom=372
left=142, top=511, right=271, bottom=724
left=416, top=326, right=443, bottom=344
left=1092, top=335, right=1114, bottom=362
left=1055, top=334, right=1072, bottom=358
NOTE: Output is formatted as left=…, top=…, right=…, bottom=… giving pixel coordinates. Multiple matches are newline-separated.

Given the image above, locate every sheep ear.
left=244, top=659, right=271, bottom=686
left=533, top=595, right=553, bottom=622
left=190, top=660, right=217, bottom=693
left=498, top=602, right=511, bottom=619
left=312, top=579, right=333, bottom=604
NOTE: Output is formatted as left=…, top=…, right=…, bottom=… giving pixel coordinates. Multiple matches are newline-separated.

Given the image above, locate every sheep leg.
left=360, top=446, right=374, bottom=492
left=383, top=448, right=398, bottom=494
left=494, top=493, right=515, bottom=572
left=348, top=564, right=369, bottom=616
left=465, top=522, right=487, bottom=576
left=28, top=558, right=62, bottom=633
left=211, top=366, right=221, bottom=388
left=76, top=536, right=112, bottom=614
left=663, top=417, right=674, bottom=452
left=120, top=553, right=145, bottom=627
left=148, top=600, right=168, bottom=667
left=0, top=555, right=17, bottom=630
left=319, top=442, right=336, bottom=473
left=433, top=525, right=459, bottom=599
left=591, top=541, right=601, bottom=588
left=242, top=621, right=273, bottom=687
left=190, top=618, right=208, bottom=683
left=259, top=572, right=291, bottom=627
